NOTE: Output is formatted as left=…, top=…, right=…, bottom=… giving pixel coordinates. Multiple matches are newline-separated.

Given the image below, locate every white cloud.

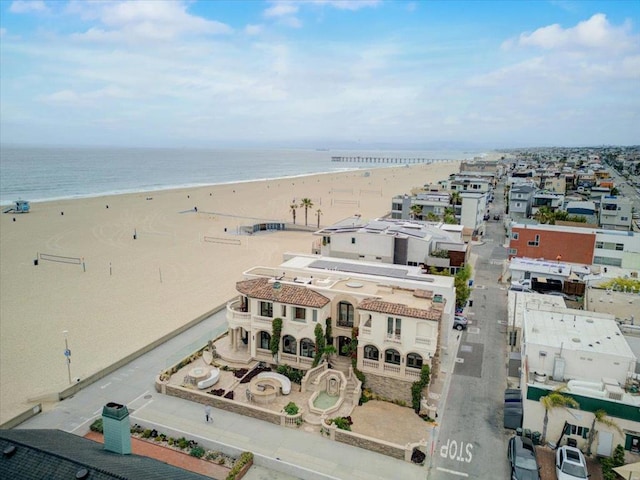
left=264, top=2, right=299, bottom=18
left=507, top=13, right=637, bottom=52
left=308, top=0, right=380, bottom=10
left=244, top=24, right=263, bottom=36
left=9, top=0, right=49, bottom=14
left=70, top=1, right=232, bottom=42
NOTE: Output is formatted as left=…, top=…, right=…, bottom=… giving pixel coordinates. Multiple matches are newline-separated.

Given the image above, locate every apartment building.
left=599, top=196, right=633, bottom=231
left=508, top=184, right=536, bottom=220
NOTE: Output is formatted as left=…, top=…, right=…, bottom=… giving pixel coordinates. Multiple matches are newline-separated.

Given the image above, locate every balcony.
left=362, top=359, right=379, bottom=370
left=360, top=326, right=372, bottom=337
left=336, top=319, right=354, bottom=329
left=226, top=300, right=251, bottom=327
left=415, top=336, right=433, bottom=346
left=385, top=333, right=402, bottom=344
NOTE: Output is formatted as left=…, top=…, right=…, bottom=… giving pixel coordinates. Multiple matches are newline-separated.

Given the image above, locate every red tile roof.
left=358, top=298, right=442, bottom=321
left=236, top=278, right=330, bottom=308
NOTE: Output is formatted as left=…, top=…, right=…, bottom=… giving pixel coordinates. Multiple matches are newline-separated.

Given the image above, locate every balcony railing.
left=226, top=300, right=251, bottom=325
left=385, top=333, right=402, bottom=344
left=415, top=336, right=432, bottom=346
left=405, top=368, right=422, bottom=379
left=336, top=320, right=354, bottom=328
left=362, top=359, right=379, bottom=370
left=255, top=315, right=274, bottom=325
left=383, top=363, right=401, bottom=374
left=360, top=327, right=372, bottom=337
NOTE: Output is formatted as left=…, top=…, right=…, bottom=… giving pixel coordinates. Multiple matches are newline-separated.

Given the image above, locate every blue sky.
left=1, top=0, right=638, bottom=148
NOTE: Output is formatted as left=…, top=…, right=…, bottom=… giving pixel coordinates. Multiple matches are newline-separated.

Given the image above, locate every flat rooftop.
left=524, top=308, right=633, bottom=357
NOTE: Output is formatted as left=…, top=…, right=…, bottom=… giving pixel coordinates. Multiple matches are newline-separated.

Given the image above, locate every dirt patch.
left=349, top=400, right=430, bottom=445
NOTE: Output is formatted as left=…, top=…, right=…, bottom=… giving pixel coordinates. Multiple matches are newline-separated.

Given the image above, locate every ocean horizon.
left=0, top=145, right=484, bottom=206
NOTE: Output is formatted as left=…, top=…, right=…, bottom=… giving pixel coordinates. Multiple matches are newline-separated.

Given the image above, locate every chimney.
left=102, top=402, right=132, bottom=455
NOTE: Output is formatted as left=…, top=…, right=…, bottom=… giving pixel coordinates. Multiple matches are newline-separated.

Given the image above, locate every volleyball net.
left=38, top=253, right=82, bottom=265
left=203, top=236, right=241, bottom=246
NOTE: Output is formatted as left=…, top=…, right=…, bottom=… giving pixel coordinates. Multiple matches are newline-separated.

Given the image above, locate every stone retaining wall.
left=365, top=372, right=412, bottom=405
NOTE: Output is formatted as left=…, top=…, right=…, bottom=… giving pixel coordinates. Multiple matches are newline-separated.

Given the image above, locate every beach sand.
left=0, top=159, right=467, bottom=424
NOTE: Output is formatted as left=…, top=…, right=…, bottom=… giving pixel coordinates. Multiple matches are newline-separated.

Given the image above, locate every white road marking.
left=100, top=382, right=111, bottom=389
left=436, top=467, right=469, bottom=477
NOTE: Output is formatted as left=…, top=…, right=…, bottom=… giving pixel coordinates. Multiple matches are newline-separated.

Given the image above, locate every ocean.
left=0, top=145, right=483, bottom=206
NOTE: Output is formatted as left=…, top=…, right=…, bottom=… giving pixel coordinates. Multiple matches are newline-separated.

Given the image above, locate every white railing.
left=362, top=359, right=379, bottom=370
left=415, top=336, right=432, bottom=346
left=383, top=364, right=401, bottom=374
left=385, top=333, right=402, bottom=344
left=281, top=352, right=298, bottom=364
left=299, top=357, right=314, bottom=367
left=360, top=327, right=372, bottom=337
left=226, top=301, right=251, bottom=325
left=405, top=368, right=421, bottom=379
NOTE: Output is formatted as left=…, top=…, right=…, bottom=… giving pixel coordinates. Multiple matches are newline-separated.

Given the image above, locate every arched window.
left=385, top=348, right=401, bottom=365
left=338, top=301, right=354, bottom=327
left=283, top=335, right=297, bottom=354
left=259, top=331, right=271, bottom=350
left=363, top=345, right=379, bottom=361
left=300, top=338, right=315, bottom=358
left=406, top=352, right=423, bottom=369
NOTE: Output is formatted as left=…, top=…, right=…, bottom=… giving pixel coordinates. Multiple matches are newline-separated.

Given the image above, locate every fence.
left=203, top=236, right=242, bottom=246
left=38, top=252, right=82, bottom=265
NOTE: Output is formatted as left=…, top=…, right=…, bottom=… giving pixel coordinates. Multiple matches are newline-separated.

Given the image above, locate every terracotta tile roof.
left=236, top=278, right=330, bottom=308
left=358, top=298, right=442, bottom=321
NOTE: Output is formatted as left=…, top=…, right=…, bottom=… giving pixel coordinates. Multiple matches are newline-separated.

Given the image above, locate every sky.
left=0, top=0, right=638, bottom=149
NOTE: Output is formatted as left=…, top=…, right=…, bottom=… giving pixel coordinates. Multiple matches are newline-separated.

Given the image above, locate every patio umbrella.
left=614, top=462, right=640, bottom=480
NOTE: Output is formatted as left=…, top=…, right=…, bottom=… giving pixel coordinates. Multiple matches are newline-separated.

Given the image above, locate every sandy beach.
left=0, top=160, right=466, bottom=425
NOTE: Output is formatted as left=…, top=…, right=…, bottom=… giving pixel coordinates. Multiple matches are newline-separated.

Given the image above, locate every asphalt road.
left=427, top=180, right=512, bottom=480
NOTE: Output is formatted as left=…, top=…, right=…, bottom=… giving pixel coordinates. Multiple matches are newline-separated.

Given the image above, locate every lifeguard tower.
left=3, top=200, right=30, bottom=214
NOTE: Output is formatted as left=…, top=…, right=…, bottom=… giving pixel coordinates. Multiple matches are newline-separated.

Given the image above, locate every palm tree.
left=585, top=409, right=622, bottom=456
left=411, top=204, right=423, bottom=220
left=540, top=387, right=579, bottom=444
left=300, top=198, right=313, bottom=226
left=533, top=206, right=554, bottom=224
left=290, top=203, right=297, bottom=224
left=316, top=209, right=322, bottom=228
left=450, top=191, right=461, bottom=206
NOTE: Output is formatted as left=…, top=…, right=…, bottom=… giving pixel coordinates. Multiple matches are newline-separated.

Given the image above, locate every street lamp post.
left=63, top=330, right=71, bottom=384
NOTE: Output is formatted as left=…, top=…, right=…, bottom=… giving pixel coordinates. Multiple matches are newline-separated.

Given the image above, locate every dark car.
left=493, top=213, right=500, bottom=220
left=508, top=436, right=540, bottom=480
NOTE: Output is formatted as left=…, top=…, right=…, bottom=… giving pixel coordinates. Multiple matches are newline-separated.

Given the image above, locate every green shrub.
left=190, top=446, right=206, bottom=458
left=283, top=402, right=299, bottom=415
left=353, top=367, right=365, bottom=386
left=177, top=437, right=189, bottom=449
left=276, top=365, right=304, bottom=384
left=226, top=451, right=254, bottom=480
left=270, top=318, right=283, bottom=356
left=330, top=417, right=352, bottom=431
left=90, top=418, right=103, bottom=433
left=142, top=429, right=152, bottom=439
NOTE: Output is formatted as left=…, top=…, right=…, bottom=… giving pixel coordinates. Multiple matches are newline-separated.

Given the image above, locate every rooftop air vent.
left=76, top=468, right=90, bottom=479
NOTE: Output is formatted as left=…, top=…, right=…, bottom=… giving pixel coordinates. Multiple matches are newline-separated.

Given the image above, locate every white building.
left=459, top=191, right=489, bottom=234
left=599, top=196, right=633, bottom=231
left=518, top=305, right=640, bottom=459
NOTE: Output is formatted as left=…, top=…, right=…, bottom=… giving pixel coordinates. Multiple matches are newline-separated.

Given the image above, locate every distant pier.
left=331, top=156, right=448, bottom=164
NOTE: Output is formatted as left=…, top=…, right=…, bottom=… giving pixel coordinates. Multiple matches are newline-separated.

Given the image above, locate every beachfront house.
left=314, top=217, right=468, bottom=275
left=225, top=254, right=456, bottom=405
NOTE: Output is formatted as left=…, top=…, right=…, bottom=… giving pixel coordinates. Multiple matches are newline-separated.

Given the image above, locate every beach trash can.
left=524, top=428, right=531, bottom=439
left=516, top=427, right=523, bottom=436
left=34, top=259, right=38, bottom=266
left=532, top=431, right=541, bottom=445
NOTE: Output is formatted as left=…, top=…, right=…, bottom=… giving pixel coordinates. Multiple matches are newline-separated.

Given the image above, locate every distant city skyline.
left=1, top=0, right=638, bottom=148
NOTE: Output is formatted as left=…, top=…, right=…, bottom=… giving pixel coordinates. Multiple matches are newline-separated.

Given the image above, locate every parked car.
left=508, top=436, right=540, bottom=480
left=493, top=213, right=501, bottom=220
left=509, top=285, right=534, bottom=293
left=453, top=315, right=468, bottom=330
left=545, top=291, right=578, bottom=301
left=556, top=445, right=589, bottom=480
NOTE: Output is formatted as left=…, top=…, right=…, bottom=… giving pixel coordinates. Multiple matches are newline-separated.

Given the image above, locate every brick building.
left=508, top=224, right=596, bottom=264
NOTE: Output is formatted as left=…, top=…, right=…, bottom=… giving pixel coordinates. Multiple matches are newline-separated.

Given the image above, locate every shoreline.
left=0, top=158, right=473, bottom=424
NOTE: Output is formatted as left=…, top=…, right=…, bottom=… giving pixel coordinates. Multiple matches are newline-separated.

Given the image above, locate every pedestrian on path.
left=205, top=405, right=212, bottom=423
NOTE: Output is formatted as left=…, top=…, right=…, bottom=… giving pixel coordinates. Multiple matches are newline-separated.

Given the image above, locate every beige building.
left=226, top=254, right=456, bottom=404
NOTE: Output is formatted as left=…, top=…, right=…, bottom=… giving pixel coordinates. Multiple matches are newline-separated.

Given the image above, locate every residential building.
left=314, top=217, right=468, bottom=273
left=390, top=192, right=451, bottom=220
left=565, top=201, right=597, bottom=224
left=508, top=223, right=640, bottom=269
left=459, top=191, right=489, bottom=234
left=540, top=175, right=566, bottom=194
left=226, top=255, right=456, bottom=404
left=518, top=306, right=639, bottom=460
left=599, top=196, right=633, bottom=231
left=508, top=184, right=536, bottom=220
left=508, top=224, right=596, bottom=264
left=531, top=192, right=565, bottom=216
